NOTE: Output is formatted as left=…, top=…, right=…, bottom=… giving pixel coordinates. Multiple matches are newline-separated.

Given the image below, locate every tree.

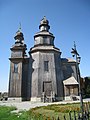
left=83, top=77, right=90, bottom=98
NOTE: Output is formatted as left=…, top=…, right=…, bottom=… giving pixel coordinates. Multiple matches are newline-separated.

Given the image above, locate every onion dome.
left=14, top=25, right=24, bottom=44
left=39, top=16, right=50, bottom=31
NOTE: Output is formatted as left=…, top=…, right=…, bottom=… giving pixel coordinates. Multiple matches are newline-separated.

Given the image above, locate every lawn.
left=0, top=106, right=29, bottom=120
left=28, top=103, right=81, bottom=119
left=0, top=103, right=89, bottom=120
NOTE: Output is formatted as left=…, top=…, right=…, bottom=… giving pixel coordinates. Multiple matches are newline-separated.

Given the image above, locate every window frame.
left=44, top=61, right=49, bottom=72
left=14, top=63, right=18, bottom=73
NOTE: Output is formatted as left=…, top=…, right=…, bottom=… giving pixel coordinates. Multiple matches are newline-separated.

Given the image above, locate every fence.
left=49, top=103, right=90, bottom=120
left=29, top=103, right=90, bottom=120
left=56, top=110, right=90, bottom=120
left=41, top=111, right=90, bottom=120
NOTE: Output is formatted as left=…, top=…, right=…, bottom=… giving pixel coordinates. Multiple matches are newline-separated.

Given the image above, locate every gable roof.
left=63, top=76, right=79, bottom=85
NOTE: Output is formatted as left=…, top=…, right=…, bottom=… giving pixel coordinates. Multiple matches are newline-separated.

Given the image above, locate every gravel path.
left=0, top=99, right=89, bottom=112
left=0, top=100, right=79, bottom=111
left=0, top=101, right=51, bottom=111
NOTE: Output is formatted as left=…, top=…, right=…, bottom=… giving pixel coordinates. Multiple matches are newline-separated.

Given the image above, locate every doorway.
left=43, top=81, right=52, bottom=96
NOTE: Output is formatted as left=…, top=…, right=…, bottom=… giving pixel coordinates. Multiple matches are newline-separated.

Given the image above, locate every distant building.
left=8, top=17, right=79, bottom=102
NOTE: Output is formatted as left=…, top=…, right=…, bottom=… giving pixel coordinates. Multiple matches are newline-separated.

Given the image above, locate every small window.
left=43, top=36, right=47, bottom=44
left=14, top=63, right=18, bottom=73
left=44, top=61, right=49, bottom=71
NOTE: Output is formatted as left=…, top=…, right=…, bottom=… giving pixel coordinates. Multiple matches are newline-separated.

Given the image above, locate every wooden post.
left=69, top=111, right=72, bottom=120
left=64, top=115, right=66, bottom=120
left=74, top=111, right=76, bottom=120
left=78, top=112, right=82, bottom=120
left=57, top=116, right=60, bottom=120
left=42, top=92, right=45, bottom=103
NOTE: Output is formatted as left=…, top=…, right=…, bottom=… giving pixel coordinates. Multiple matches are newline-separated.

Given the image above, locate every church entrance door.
left=43, top=81, right=52, bottom=96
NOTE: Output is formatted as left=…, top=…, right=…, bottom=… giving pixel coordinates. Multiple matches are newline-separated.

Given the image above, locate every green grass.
left=28, top=103, right=81, bottom=119
left=0, top=103, right=90, bottom=120
left=28, top=103, right=90, bottom=119
left=0, top=106, right=29, bottom=120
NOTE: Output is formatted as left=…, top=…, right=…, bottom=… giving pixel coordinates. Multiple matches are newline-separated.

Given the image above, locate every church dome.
left=40, top=16, right=49, bottom=25
left=34, top=17, right=55, bottom=46
left=16, top=30, right=23, bottom=36
left=14, top=28, right=24, bottom=44
left=39, top=16, right=50, bottom=31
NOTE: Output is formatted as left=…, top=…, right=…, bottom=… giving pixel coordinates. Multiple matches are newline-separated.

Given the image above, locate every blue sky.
left=0, top=0, right=90, bottom=92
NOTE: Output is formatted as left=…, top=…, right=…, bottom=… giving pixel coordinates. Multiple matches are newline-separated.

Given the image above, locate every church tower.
left=8, top=17, right=80, bottom=102
left=8, top=28, right=27, bottom=101
left=29, top=17, right=64, bottom=101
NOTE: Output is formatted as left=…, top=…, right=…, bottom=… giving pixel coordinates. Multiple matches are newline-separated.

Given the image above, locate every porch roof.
left=63, top=76, right=79, bottom=85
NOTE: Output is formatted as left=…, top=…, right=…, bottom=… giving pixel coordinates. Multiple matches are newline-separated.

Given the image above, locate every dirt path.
left=0, top=100, right=81, bottom=112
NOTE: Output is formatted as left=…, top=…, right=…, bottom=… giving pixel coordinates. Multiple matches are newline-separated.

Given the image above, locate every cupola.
left=34, top=17, right=55, bottom=46
left=39, top=16, right=50, bottom=31
left=14, top=26, right=24, bottom=44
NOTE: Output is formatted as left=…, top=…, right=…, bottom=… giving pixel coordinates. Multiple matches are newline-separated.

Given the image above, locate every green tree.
left=83, top=77, right=90, bottom=98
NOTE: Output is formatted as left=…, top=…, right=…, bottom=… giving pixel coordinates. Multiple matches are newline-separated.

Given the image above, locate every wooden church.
left=8, top=17, right=79, bottom=102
